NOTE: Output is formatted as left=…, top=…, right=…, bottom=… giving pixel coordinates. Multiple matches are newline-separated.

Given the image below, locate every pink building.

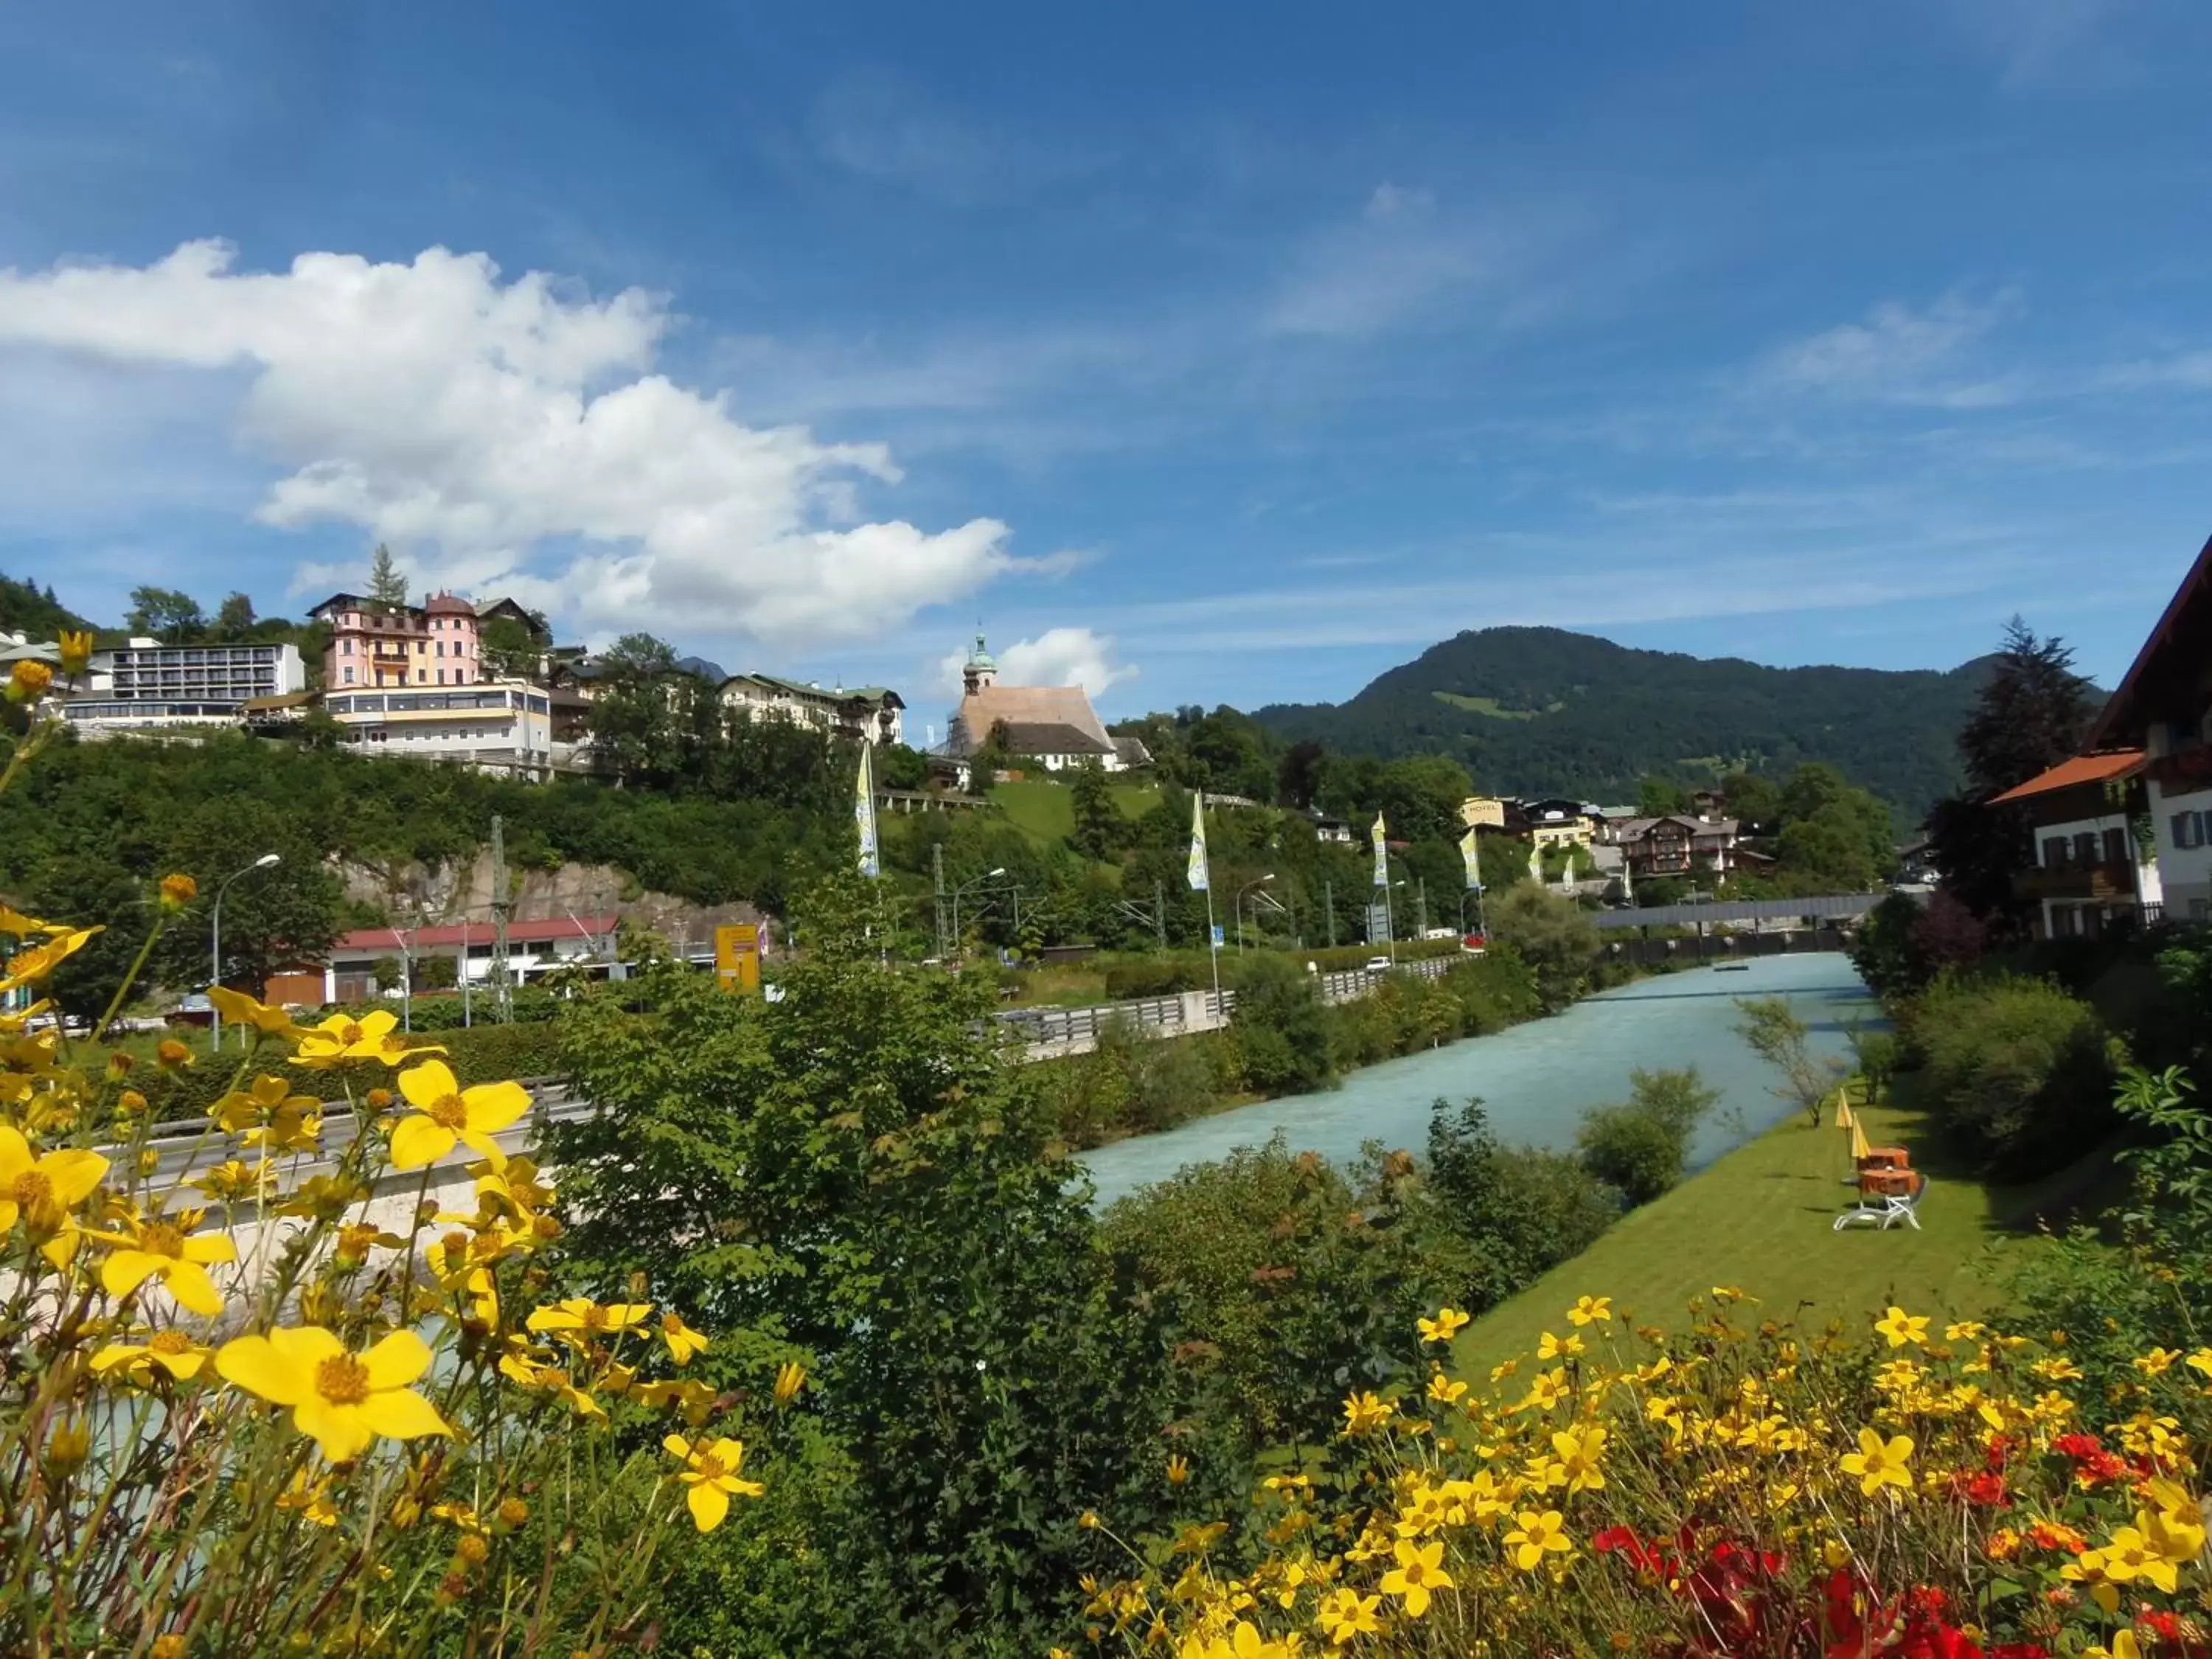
left=309, top=591, right=482, bottom=689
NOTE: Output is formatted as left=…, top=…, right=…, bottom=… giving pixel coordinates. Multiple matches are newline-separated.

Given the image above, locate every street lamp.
left=1234, top=874, right=1276, bottom=954
left=950, top=867, right=1006, bottom=949
left=210, top=853, right=282, bottom=1051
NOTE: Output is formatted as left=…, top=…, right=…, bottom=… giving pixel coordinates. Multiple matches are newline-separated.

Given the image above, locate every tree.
left=415, top=953, right=459, bottom=990
left=973, top=717, right=1016, bottom=779
left=584, top=633, right=686, bottom=788
left=1276, top=740, right=1326, bottom=811
left=543, top=869, right=1209, bottom=1649
left=212, top=591, right=257, bottom=638
left=1733, top=995, right=1846, bottom=1127
left=366, top=543, right=411, bottom=613
left=1959, top=619, right=2095, bottom=798
left=1576, top=1067, right=1719, bottom=1205
left=154, top=801, right=344, bottom=998
left=1069, top=758, right=1118, bottom=860
left=1719, top=770, right=1783, bottom=828
left=478, top=614, right=543, bottom=680
left=1637, top=776, right=1689, bottom=817
left=1488, top=884, right=1596, bottom=1010
left=124, top=585, right=205, bottom=644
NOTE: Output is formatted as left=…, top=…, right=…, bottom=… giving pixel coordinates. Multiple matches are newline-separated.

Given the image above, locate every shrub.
left=1575, top=1068, right=1717, bottom=1206
left=1486, top=886, right=1596, bottom=1010
left=1424, top=1099, right=1620, bottom=1307
left=1226, top=952, right=1336, bottom=1095
left=1910, top=971, right=2114, bottom=1174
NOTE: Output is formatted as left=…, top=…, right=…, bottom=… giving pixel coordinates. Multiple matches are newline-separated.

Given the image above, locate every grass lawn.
left=987, top=778, right=1160, bottom=846
left=1454, top=1081, right=2121, bottom=1372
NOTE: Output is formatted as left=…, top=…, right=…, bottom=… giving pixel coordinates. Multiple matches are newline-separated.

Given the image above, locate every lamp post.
left=950, top=867, right=1006, bottom=952
left=1234, top=874, right=1275, bottom=953
left=209, top=853, right=281, bottom=1051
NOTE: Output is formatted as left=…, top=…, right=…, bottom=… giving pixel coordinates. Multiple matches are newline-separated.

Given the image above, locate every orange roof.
left=1988, top=750, right=2143, bottom=804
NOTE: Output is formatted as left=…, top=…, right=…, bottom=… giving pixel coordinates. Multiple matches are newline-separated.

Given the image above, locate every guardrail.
left=990, top=955, right=1455, bottom=1046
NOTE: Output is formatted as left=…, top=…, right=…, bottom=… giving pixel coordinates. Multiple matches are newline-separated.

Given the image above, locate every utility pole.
left=1417, top=877, right=1428, bottom=938
left=489, top=814, right=513, bottom=1022
left=1153, top=878, right=1166, bottom=953
left=932, top=842, right=948, bottom=959
left=1324, top=879, right=1335, bottom=948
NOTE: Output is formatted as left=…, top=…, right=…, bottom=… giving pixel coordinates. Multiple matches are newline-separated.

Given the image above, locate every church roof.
left=950, top=684, right=1112, bottom=753
left=1001, top=721, right=1112, bottom=757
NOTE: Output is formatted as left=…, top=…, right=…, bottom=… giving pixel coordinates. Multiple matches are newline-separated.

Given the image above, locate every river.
left=1077, top=951, right=1875, bottom=1208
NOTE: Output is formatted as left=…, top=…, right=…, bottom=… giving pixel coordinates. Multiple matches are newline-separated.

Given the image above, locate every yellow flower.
left=664, top=1433, right=765, bottom=1531
left=158, top=873, right=198, bottom=911
left=0, top=926, right=100, bottom=994
left=7, top=658, right=53, bottom=702
left=390, top=1060, right=529, bottom=1171
left=1342, top=1391, right=1393, bottom=1436
left=660, top=1311, right=709, bottom=1366
left=2141, top=1480, right=2206, bottom=1562
left=1874, top=1307, right=1929, bottom=1349
left=156, top=1039, right=193, bottom=1069
left=1551, top=1425, right=1607, bottom=1494
left=526, top=1297, right=653, bottom=1340
left=1838, top=1426, right=1914, bottom=1496
left=216, top=1326, right=451, bottom=1463
left=2187, top=1348, right=2212, bottom=1380
left=276, top=1468, right=338, bottom=1528
left=1944, top=1320, right=1986, bottom=1341
left=1537, top=1330, right=1585, bottom=1361
left=216, top=1075, right=324, bottom=1153
left=772, top=1358, right=806, bottom=1403
left=2085, top=1632, right=2144, bottom=1659
left=89, top=1211, right=237, bottom=1317
left=293, top=1009, right=437, bottom=1068
left=1567, top=1295, right=1612, bottom=1326
left=2133, top=1348, right=2181, bottom=1377
left=1417, top=1307, right=1470, bottom=1345
left=1315, top=1587, right=1381, bottom=1644
left=1166, top=1453, right=1191, bottom=1486
left=90, top=1328, right=213, bottom=1383
left=58, top=630, right=93, bottom=676
left=205, top=987, right=302, bottom=1041
left=1379, top=1537, right=1454, bottom=1616
left=1427, top=1371, right=1469, bottom=1406
left=1503, top=1508, right=1572, bottom=1571
left=0, top=1125, right=107, bottom=1234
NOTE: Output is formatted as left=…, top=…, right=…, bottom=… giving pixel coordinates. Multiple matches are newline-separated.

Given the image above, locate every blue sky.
left=4, top=1, right=2211, bottom=730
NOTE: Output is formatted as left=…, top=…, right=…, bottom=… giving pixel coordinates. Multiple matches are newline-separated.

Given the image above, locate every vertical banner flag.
left=1460, top=829, right=1481, bottom=891
left=855, top=743, right=880, bottom=878
left=1371, top=813, right=1389, bottom=887
left=1528, top=840, right=1543, bottom=886
left=1186, top=791, right=1209, bottom=891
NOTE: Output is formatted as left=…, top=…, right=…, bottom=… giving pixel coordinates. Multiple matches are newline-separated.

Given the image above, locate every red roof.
left=333, top=913, right=619, bottom=953
left=1988, top=751, right=2143, bottom=804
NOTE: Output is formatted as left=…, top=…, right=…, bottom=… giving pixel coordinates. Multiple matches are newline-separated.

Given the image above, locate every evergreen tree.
left=1069, top=758, right=1117, bottom=859
left=366, top=543, right=411, bottom=612
left=213, top=591, right=257, bottom=637
left=124, top=585, right=206, bottom=644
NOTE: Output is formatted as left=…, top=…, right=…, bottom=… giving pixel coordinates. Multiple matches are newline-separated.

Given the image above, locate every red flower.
left=1961, top=1471, right=2010, bottom=1508
left=1987, top=1646, right=2051, bottom=1659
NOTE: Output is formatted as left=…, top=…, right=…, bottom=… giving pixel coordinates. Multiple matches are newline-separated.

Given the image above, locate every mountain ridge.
left=1251, top=626, right=2001, bottom=816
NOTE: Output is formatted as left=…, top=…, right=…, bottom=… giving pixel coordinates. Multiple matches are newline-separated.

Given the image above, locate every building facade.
left=310, top=591, right=483, bottom=689
left=322, top=914, right=619, bottom=1004
left=1989, top=752, right=2160, bottom=939
left=2088, top=530, right=2212, bottom=924
left=1604, top=814, right=1742, bottom=879
left=720, top=673, right=905, bottom=745
left=60, top=639, right=305, bottom=732
left=324, top=682, right=555, bottom=772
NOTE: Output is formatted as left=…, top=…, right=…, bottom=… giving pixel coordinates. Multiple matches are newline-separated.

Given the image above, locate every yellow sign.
left=714, top=923, right=761, bottom=993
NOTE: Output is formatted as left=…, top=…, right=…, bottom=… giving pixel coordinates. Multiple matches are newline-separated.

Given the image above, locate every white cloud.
left=934, top=626, right=1137, bottom=698
left=1753, top=291, right=2028, bottom=405
left=0, top=240, right=1029, bottom=646
left=1264, top=184, right=1540, bottom=340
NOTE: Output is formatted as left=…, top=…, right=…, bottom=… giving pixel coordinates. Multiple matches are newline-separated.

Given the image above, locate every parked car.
left=1363, top=956, right=1392, bottom=973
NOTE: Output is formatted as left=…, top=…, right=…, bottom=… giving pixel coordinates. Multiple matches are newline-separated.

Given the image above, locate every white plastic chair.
left=1833, top=1180, right=1923, bottom=1232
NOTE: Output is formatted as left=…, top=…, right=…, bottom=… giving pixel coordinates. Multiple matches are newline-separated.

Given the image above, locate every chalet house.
left=2087, top=529, right=2212, bottom=925
left=1606, top=814, right=1741, bottom=879
left=1989, top=751, right=2161, bottom=939
left=310, top=591, right=484, bottom=689
left=1514, top=798, right=1602, bottom=852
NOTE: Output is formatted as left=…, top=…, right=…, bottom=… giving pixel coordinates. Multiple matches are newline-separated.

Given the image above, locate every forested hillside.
left=1252, top=626, right=2007, bottom=816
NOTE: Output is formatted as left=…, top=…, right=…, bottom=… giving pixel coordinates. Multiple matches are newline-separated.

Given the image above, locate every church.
left=942, top=633, right=1142, bottom=773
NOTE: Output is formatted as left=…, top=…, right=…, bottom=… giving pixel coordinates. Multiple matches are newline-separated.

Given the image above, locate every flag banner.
left=1371, top=813, right=1389, bottom=888
left=855, top=744, right=880, bottom=878
left=1528, top=841, right=1543, bottom=885
left=1186, top=791, right=1210, bottom=891
left=1460, top=828, right=1482, bottom=891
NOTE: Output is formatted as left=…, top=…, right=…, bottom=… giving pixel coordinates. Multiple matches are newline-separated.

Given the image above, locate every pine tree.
left=1957, top=617, right=2095, bottom=796
left=366, top=544, right=410, bottom=613
left=1070, top=759, right=1118, bottom=859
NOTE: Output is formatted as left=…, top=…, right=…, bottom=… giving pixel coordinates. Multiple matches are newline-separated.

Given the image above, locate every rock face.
left=337, top=853, right=771, bottom=953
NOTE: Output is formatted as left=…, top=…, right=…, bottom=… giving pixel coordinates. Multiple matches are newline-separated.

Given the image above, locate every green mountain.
left=1251, top=627, right=1999, bottom=816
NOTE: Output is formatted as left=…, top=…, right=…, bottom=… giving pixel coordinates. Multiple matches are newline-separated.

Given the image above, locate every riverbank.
left=1077, top=953, right=1872, bottom=1206
left=1451, top=1074, right=2123, bottom=1371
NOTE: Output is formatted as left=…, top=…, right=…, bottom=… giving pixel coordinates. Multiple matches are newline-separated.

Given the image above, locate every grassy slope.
left=987, top=779, right=1158, bottom=845
left=1455, top=1082, right=2119, bottom=1371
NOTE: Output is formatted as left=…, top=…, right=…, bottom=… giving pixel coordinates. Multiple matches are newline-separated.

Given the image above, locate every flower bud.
left=6, top=659, right=54, bottom=703
left=159, top=873, right=198, bottom=912
left=115, top=1089, right=147, bottom=1118
left=106, top=1052, right=135, bottom=1078
left=456, top=1534, right=490, bottom=1567
left=46, top=1417, right=91, bottom=1476
left=58, top=630, right=94, bottom=676
left=497, top=1498, right=529, bottom=1528
left=156, top=1040, right=192, bottom=1070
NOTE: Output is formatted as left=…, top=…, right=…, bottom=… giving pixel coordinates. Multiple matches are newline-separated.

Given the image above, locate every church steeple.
left=961, top=629, right=997, bottom=695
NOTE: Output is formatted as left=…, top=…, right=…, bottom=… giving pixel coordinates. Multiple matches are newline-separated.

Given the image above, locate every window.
left=343, top=667, right=355, bottom=684
left=416, top=670, right=426, bottom=684
left=436, top=669, right=445, bottom=685
left=2104, top=827, right=2128, bottom=866
left=2042, top=836, right=2068, bottom=869
left=2073, top=832, right=2098, bottom=867
left=435, top=641, right=444, bottom=657
left=2176, top=812, right=2208, bottom=850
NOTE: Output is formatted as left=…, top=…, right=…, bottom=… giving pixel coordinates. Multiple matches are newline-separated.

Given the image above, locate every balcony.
left=2015, top=860, right=2137, bottom=902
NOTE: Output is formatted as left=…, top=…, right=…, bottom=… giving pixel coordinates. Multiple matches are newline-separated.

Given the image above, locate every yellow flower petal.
left=462, top=1080, right=530, bottom=1134
left=162, top=1259, right=225, bottom=1318
left=389, top=1115, right=456, bottom=1172
left=101, top=1249, right=167, bottom=1301
left=361, top=1329, right=433, bottom=1390
left=293, top=1397, right=376, bottom=1464
left=687, top=1478, right=731, bottom=1533
left=355, top=1388, right=451, bottom=1442
left=217, top=1335, right=314, bottom=1405
left=399, top=1059, right=460, bottom=1110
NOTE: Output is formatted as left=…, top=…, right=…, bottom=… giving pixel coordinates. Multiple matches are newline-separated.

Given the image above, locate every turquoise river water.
left=1076, top=952, right=1875, bottom=1208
